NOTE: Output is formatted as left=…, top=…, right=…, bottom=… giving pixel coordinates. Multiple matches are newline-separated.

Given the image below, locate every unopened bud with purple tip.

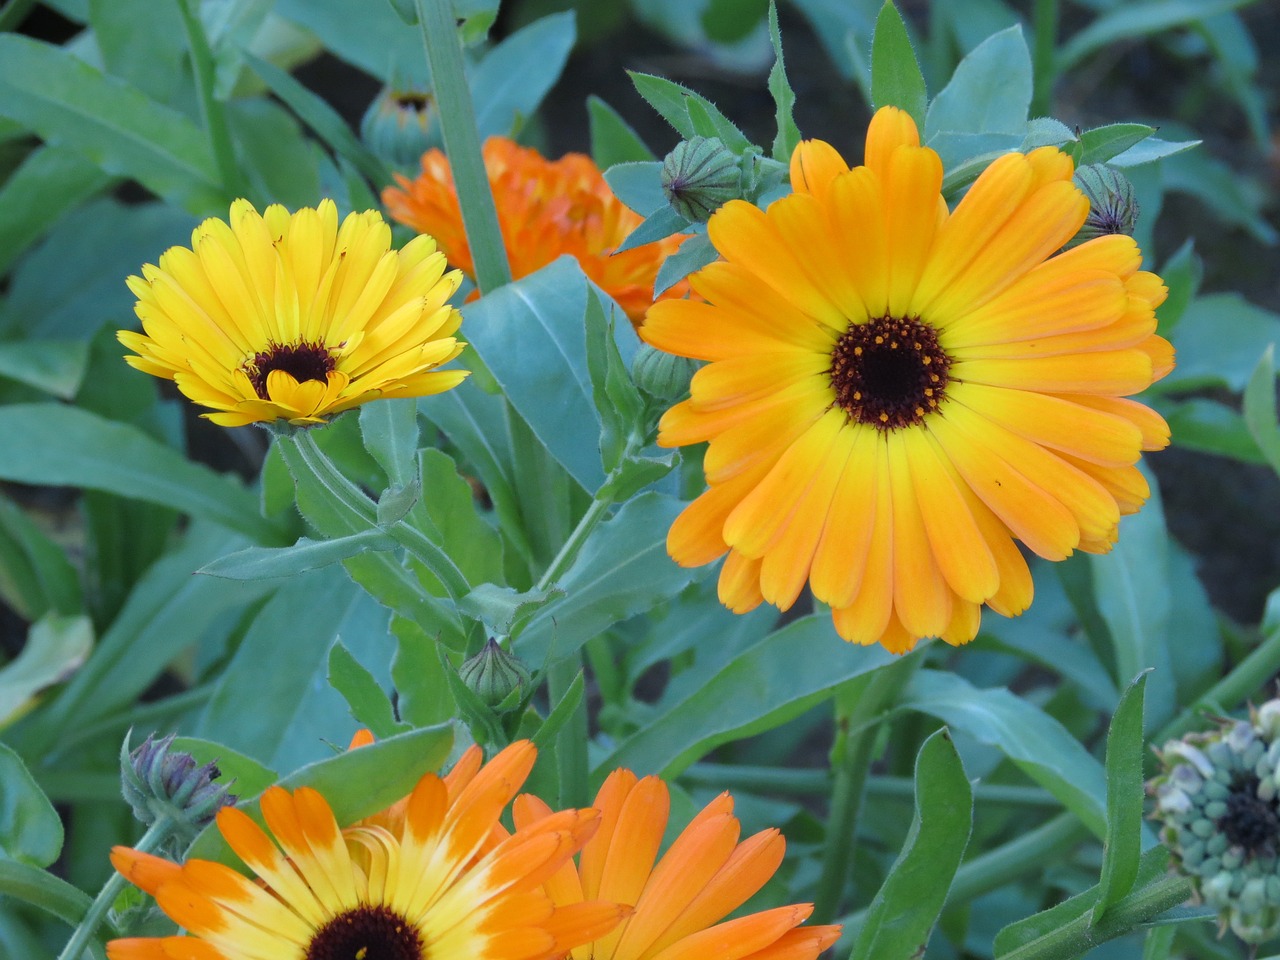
left=121, top=733, right=236, bottom=841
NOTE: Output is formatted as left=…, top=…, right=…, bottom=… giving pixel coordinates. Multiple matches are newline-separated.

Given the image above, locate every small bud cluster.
left=121, top=733, right=236, bottom=842
left=459, top=638, right=532, bottom=709
left=360, top=84, right=442, bottom=170
left=1151, top=702, right=1280, bottom=942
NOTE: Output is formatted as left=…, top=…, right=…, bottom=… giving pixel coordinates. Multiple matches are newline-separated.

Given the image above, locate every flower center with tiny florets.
left=305, top=905, right=424, bottom=960
left=246, top=341, right=336, bottom=400
left=829, top=316, right=951, bottom=430
left=1220, top=775, right=1280, bottom=858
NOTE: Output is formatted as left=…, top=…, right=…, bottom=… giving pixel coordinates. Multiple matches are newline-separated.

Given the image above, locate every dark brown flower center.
left=1220, top=775, right=1280, bottom=858
left=246, top=341, right=335, bottom=400
left=305, top=905, right=424, bottom=960
left=829, top=316, right=951, bottom=430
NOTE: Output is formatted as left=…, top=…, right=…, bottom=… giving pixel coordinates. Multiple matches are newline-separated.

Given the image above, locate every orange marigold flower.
left=107, top=742, right=627, bottom=960
left=641, top=106, right=1174, bottom=654
left=384, top=136, right=688, bottom=325
left=513, top=768, right=842, bottom=960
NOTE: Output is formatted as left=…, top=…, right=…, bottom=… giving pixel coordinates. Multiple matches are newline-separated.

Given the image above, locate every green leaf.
left=411, top=448, right=505, bottom=587
left=1162, top=398, right=1267, bottom=464
left=1058, top=0, right=1255, bottom=72
left=598, top=613, right=895, bottom=778
left=88, top=0, right=186, bottom=101
left=359, top=398, right=420, bottom=488
left=924, top=25, right=1031, bottom=139
left=903, top=670, right=1108, bottom=837
left=701, top=0, right=769, bottom=43
left=588, top=95, right=656, bottom=167
left=1163, top=293, right=1280, bottom=393
left=627, top=72, right=751, bottom=154
left=1156, top=240, right=1202, bottom=335
left=584, top=290, right=645, bottom=473
left=0, top=144, right=111, bottom=276
left=459, top=583, right=563, bottom=639
left=517, top=493, right=702, bottom=670
left=1094, top=672, right=1149, bottom=919
left=0, top=859, right=92, bottom=925
left=461, top=257, right=639, bottom=493
left=1244, top=344, right=1280, bottom=479
left=328, top=642, right=409, bottom=739
left=0, top=339, right=89, bottom=399
left=849, top=730, right=973, bottom=960
left=0, top=614, right=93, bottom=728
left=242, top=52, right=391, bottom=193
left=0, top=34, right=223, bottom=212
left=603, top=160, right=667, bottom=217
left=197, top=530, right=397, bottom=580
left=0, top=404, right=284, bottom=544
left=472, top=12, right=577, bottom=138
left=186, top=723, right=454, bottom=865
left=0, top=742, right=63, bottom=866
left=274, top=0, right=422, bottom=84
left=767, top=2, right=801, bottom=162
left=1078, top=123, right=1157, bottom=166
left=390, top=615, right=455, bottom=727
left=169, top=736, right=278, bottom=801
left=1110, top=137, right=1201, bottom=168
left=871, top=0, right=927, bottom=131
left=655, top=232, right=717, bottom=296
left=616, top=205, right=689, bottom=254
left=0, top=494, right=82, bottom=621
left=229, top=98, right=321, bottom=209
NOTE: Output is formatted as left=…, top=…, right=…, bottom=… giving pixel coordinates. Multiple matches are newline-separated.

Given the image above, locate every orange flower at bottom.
left=107, top=742, right=626, bottom=960
left=514, top=769, right=841, bottom=960
left=384, top=136, right=689, bottom=325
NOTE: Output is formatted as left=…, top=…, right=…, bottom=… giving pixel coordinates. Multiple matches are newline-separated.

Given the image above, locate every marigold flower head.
left=513, top=768, right=841, bottom=960
left=120, top=198, right=468, bottom=427
left=641, top=106, right=1174, bottom=654
left=106, top=741, right=628, bottom=960
left=383, top=136, right=688, bottom=325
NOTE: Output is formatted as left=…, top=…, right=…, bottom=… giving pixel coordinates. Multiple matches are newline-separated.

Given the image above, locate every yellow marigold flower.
left=106, top=742, right=628, bottom=960
left=383, top=136, right=688, bottom=326
left=119, top=199, right=468, bottom=427
left=513, top=768, right=842, bottom=960
left=641, top=106, right=1174, bottom=654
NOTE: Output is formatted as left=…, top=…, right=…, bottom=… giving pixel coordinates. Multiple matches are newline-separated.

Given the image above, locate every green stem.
left=1031, top=0, right=1059, bottom=116
left=414, top=0, right=511, bottom=293
left=0, top=0, right=37, bottom=32
left=283, top=429, right=473, bottom=603
left=813, top=655, right=921, bottom=924
left=175, top=0, right=243, bottom=202
left=1156, top=625, right=1280, bottom=744
left=998, top=875, right=1194, bottom=960
left=534, top=494, right=614, bottom=593
left=57, top=817, right=174, bottom=960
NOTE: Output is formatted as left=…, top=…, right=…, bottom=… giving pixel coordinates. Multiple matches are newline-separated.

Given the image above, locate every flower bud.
left=1066, top=163, right=1138, bottom=248
left=121, top=733, right=236, bottom=840
left=632, top=342, right=699, bottom=402
left=360, top=84, right=442, bottom=170
left=458, top=639, right=532, bottom=708
left=661, top=136, right=740, bottom=223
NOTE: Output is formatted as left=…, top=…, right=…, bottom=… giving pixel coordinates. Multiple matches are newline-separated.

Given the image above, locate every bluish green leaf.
left=1058, top=0, right=1255, bottom=72
left=0, top=404, right=283, bottom=544
left=518, top=493, right=702, bottom=669
left=328, top=642, right=408, bottom=738
left=460, top=583, right=563, bottom=639
left=584, top=290, right=645, bottom=475
left=170, top=736, right=278, bottom=801
left=628, top=72, right=752, bottom=154
left=0, top=495, right=82, bottom=621
left=88, top=0, right=187, bottom=102
left=1078, top=123, right=1157, bottom=165
left=1110, top=137, right=1201, bottom=168
left=597, top=613, right=894, bottom=778
left=186, top=723, right=453, bottom=865
left=198, top=530, right=397, bottom=581
left=1161, top=145, right=1276, bottom=244
left=767, top=2, right=801, bottom=161
left=903, top=670, right=1108, bottom=837
left=0, top=742, right=62, bottom=867
left=0, top=145, right=111, bottom=276
left=616, top=205, right=689, bottom=254
left=1094, top=673, right=1149, bottom=919
left=924, top=26, right=1031, bottom=139
left=871, top=0, right=927, bottom=130
left=1244, top=345, right=1280, bottom=479
left=1022, top=117, right=1078, bottom=153
left=0, top=614, right=92, bottom=728
left=1163, top=293, right=1280, bottom=393
left=655, top=232, right=717, bottom=296
left=0, top=35, right=223, bottom=212
left=1156, top=240, right=1202, bottom=335
left=849, top=730, right=972, bottom=960
left=603, top=161, right=667, bottom=217
left=588, top=95, right=656, bottom=167
left=274, top=0, right=422, bottom=84
left=472, top=12, right=576, bottom=139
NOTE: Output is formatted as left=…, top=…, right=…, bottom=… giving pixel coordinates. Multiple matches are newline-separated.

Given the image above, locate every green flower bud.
left=121, top=733, right=236, bottom=841
left=661, top=136, right=741, bottom=223
left=1066, top=163, right=1138, bottom=248
left=632, top=342, right=699, bottom=402
left=458, top=638, right=532, bottom=709
left=360, top=84, right=442, bottom=170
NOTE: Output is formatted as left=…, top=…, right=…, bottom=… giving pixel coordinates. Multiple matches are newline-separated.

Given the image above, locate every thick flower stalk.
left=513, top=768, right=842, bottom=960
left=384, top=136, right=688, bottom=325
left=1151, top=702, right=1280, bottom=943
left=120, top=199, right=468, bottom=426
left=641, top=106, right=1173, bottom=653
left=106, top=741, right=627, bottom=960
